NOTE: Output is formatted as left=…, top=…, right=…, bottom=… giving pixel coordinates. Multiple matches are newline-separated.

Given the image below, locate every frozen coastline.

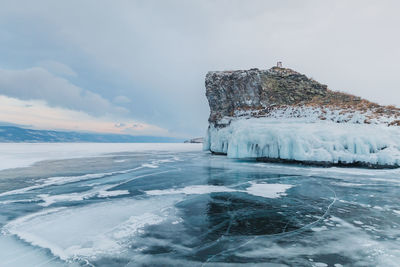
left=204, top=66, right=400, bottom=168
left=205, top=117, right=400, bottom=168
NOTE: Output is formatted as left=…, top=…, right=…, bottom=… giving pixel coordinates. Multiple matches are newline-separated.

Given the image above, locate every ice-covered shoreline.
left=204, top=66, right=400, bottom=168
left=204, top=117, right=400, bottom=168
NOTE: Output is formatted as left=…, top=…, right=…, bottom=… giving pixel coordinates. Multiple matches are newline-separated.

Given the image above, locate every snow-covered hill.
left=204, top=66, right=400, bottom=168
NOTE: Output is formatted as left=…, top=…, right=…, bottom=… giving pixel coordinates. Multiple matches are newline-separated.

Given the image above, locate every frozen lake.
left=0, top=143, right=399, bottom=266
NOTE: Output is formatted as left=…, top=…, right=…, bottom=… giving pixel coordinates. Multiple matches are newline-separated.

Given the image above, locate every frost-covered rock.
left=204, top=66, right=400, bottom=167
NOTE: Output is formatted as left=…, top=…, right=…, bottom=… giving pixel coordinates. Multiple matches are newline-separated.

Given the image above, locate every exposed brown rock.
left=205, top=66, right=400, bottom=126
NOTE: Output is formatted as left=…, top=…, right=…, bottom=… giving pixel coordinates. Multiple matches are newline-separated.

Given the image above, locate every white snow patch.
left=37, top=189, right=130, bottom=206
left=38, top=193, right=88, bottom=207
left=146, top=185, right=236, bottom=196
left=141, top=163, right=159, bottom=168
left=0, top=156, right=183, bottom=197
left=333, top=182, right=365, bottom=187
left=311, top=226, right=328, bottom=232
left=231, top=106, right=398, bottom=125
left=245, top=182, right=293, bottom=198
left=0, top=168, right=140, bottom=197
left=37, top=186, right=128, bottom=206
left=146, top=183, right=293, bottom=199
left=97, top=190, right=129, bottom=198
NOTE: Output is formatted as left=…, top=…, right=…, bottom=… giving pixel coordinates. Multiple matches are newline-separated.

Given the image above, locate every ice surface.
left=0, top=143, right=201, bottom=171
left=237, top=215, right=400, bottom=267
left=0, top=157, right=183, bottom=197
left=0, top=144, right=399, bottom=266
left=3, top=196, right=181, bottom=261
left=205, top=117, right=400, bottom=166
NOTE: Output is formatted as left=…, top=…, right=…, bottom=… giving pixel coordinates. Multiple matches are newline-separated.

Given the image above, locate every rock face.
left=204, top=66, right=400, bottom=168
left=206, top=67, right=400, bottom=127
left=207, top=67, right=325, bottom=124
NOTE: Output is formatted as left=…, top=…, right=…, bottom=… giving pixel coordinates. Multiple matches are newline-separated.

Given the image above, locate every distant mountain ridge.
left=0, top=126, right=183, bottom=143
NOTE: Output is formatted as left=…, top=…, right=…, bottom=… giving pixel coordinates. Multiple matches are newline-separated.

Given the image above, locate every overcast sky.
left=0, top=0, right=399, bottom=137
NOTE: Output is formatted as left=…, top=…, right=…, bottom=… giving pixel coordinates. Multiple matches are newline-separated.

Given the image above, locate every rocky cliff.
left=204, top=66, right=400, bottom=168
left=206, top=67, right=400, bottom=127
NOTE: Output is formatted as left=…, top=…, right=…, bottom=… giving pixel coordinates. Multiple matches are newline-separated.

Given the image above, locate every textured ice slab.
left=3, top=196, right=181, bottom=261
left=205, top=118, right=400, bottom=167
left=0, top=235, right=69, bottom=267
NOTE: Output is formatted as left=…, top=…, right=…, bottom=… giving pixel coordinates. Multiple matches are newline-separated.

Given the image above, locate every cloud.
left=0, top=0, right=399, bottom=137
left=0, top=67, right=127, bottom=117
left=0, top=95, right=170, bottom=136
left=37, top=60, right=77, bottom=77
left=113, top=95, right=131, bottom=104
left=114, top=122, right=126, bottom=128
